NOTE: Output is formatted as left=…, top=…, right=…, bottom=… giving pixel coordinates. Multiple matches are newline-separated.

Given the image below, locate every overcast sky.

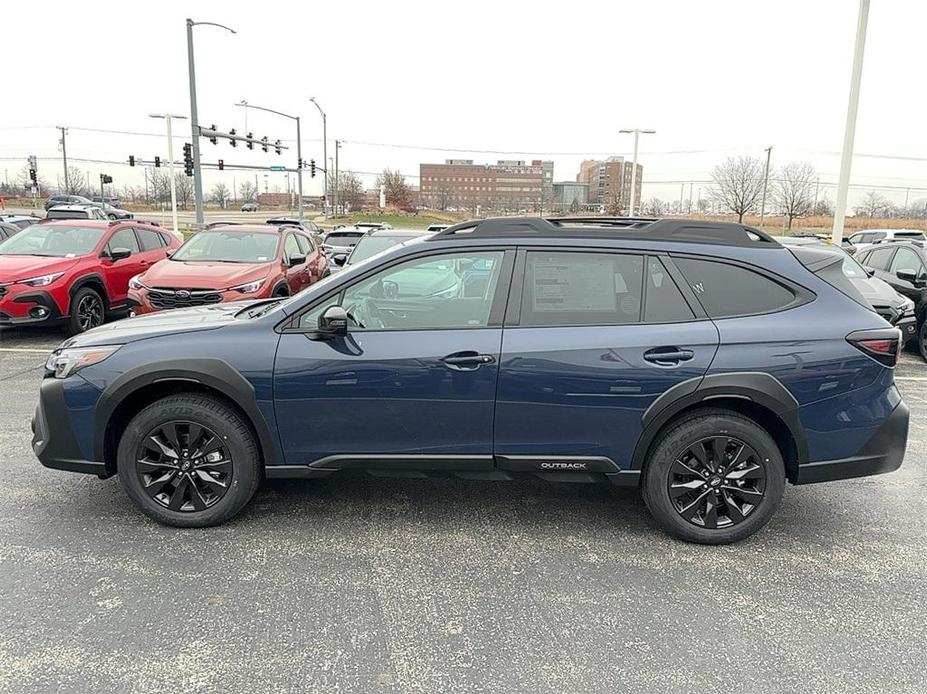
left=3, top=0, right=925, bottom=207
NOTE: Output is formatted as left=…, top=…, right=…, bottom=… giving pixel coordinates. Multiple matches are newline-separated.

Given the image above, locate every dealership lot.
left=1, top=327, right=925, bottom=694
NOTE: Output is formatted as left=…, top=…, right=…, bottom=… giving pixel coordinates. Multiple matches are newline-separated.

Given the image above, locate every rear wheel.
left=642, top=410, right=785, bottom=544
left=66, top=287, right=105, bottom=335
left=917, top=320, right=927, bottom=362
left=117, top=394, right=262, bottom=527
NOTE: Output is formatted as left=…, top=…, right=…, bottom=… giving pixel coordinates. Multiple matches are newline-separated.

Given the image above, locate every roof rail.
left=431, top=216, right=779, bottom=247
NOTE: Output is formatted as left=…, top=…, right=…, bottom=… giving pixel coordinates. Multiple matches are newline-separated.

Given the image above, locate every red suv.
left=0, top=219, right=179, bottom=334
left=127, top=224, right=329, bottom=314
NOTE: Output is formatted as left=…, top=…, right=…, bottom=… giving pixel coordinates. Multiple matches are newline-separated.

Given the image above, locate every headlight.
left=128, top=274, right=147, bottom=290
left=45, top=346, right=121, bottom=379
left=19, top=272, right=64, bottom=287
left=230, top=279, right=265, bottom=293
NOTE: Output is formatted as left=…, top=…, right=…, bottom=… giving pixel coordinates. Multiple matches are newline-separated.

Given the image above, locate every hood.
left=61, top=301, right=260, bottom=348
left=0, top=255, right=80, bottom=282
left=139, top=259, right=274, bottom=290
left=852, top=274, right=906, bottom=307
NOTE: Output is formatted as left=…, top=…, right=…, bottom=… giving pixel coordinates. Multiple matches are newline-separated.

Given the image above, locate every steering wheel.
left=346, top=297, right=386, bottom=329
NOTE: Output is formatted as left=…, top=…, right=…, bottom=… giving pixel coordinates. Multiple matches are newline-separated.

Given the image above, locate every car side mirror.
left=332, top=253, right=348, bottom=266
left=287, top=253, right=306, bottom=267
left=896, top=268, right=917, bottom=283
left=317, top=305, right=348, bottom=338
left=863, top=266, right=875, bottom=277
left=108, top=247, right=131, bottom=261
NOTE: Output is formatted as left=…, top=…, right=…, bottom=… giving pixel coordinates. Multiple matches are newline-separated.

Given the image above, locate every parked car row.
left=31, top=216, right=909, bottom=545
left=44, top=194, right=133, bottom=220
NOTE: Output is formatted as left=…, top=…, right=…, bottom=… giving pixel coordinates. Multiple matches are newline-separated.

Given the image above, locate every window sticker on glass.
left=531, top=256, right=617, bottom=312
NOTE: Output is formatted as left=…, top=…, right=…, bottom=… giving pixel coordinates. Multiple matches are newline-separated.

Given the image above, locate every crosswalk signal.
left=154, top=156, right=161, bottom=168
left=310, top=159, right=316, bottom=178
left=246, top=133, right=254, bottom=150
left=274, top=140, right=282, bottom=155
left=183, top=143, right=194, bottom=176
left=129, top=155, right=135, bottom=167
left=218, top=159, right=225, bottom=171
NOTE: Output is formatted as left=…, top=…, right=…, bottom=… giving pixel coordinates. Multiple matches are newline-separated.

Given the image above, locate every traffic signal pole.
left=186, top=19, right=205, bottom=230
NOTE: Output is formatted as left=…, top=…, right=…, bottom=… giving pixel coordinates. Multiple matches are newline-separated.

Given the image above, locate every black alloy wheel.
left=667, top=436, right=767, bottom=529
left=75, top=292, right=104, bottom=331
left=135, top=421, right=233, bottom=512
left=918, top=320, right=927, bottom=362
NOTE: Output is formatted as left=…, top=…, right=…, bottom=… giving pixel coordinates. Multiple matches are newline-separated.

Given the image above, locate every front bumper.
left=32, top=377, right=109, bottom=477
left=895, top=314, right=918, bottom=342
left=0, top=289, right=64, bottom=325
left=795, top=399, right=909, bottom=484
left=128, top=286, right=269, bottom=315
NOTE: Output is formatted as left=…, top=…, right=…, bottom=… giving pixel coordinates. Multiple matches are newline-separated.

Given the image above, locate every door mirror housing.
left=317, top=305, right=348, bottom=338
left=332, top=252, right=348, bottom=266
left=288, top=253, right=307, bottom=267
left=108, top=247, right=131, bottom=261
left=896, top=268, right=918, bottom=284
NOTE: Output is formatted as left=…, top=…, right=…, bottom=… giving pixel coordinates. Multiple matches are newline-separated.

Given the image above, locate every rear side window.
left=136, top=227, right=165, bottom=251
left=520, top=251, right=643, bottom=326
left=866, top=247, right=894, bottom=270
left=675, top=258, right=796, bottom=318
left=644, top=257, right=695, bottom=322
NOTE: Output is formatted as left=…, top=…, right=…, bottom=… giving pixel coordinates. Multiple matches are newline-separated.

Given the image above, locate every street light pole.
left=334, top=140, right=341, bottom=216
left=309, top=97, right=328, bottom=216
left=619, top=128, right=655, bottom=216
left=759, top=146, right=773, bottom=226
left=186, top=18, right=236, bottom=230
left=832, top=0, right=870, bottom=245
left=149, top=113, right=187, bottom=239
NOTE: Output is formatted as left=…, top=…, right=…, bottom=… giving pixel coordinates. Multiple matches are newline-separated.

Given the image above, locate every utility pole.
left=813, top=177, right=821, bottom=212
left=619, top=128, right=655, bottom=217
left=334, top=140, right=341, bottom=215
left=759, top=146, right=773, bottom=226
left=57, top=126, right=69, bottom=193
left=832, top=0, right=870, bottom=245
left=688, top=182, right=694, bottom=214
left=309, top=97, right=328, bottom=216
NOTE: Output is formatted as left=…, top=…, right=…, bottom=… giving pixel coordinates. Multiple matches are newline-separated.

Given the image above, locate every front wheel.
left=642, top=409, right=785, bottom=544
left=117, top=394, right=262, bottom=527
left=66, top=287, right=105, bottom=335
left=917, top=320, right=927, bottom=362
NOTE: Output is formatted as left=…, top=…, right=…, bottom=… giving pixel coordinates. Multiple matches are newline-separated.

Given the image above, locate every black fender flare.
left=93, top=358, right=278, bottom=466
left=630, top=371, right=808, bottom=470
left=69, top=272, right=110, bottom=311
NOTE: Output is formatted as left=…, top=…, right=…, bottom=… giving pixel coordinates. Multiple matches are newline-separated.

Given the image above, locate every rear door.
left=494, top=249, right=718, bottom=473
left=134, top=226, right=172, bottom=269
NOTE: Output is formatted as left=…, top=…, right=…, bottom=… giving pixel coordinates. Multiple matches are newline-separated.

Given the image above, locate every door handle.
left=643, top=347, right=695, bottom=365
left=441, top=351, right=496, bottom=370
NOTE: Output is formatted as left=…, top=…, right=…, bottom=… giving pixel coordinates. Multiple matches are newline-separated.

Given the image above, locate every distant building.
left=420, top=159, right=554, bottom=213
left=576, top=156, right=642, bottom=212
left=552, top=181, right=589, bottom=211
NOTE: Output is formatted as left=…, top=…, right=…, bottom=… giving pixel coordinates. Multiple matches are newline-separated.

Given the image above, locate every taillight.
left=847, top=328, right=902, bottom=367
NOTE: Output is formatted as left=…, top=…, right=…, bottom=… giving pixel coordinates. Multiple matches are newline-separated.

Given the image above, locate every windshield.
left=346, top=236, right=407, bottom=265
left=172, top=230, right=280, bottom=263
left=0, top=224, right=105, bottom=256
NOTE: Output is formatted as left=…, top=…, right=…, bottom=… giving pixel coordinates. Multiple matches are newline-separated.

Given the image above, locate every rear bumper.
left=795, top=399, right=909, bottom=484
left=32, top=377, right=109, bottom=477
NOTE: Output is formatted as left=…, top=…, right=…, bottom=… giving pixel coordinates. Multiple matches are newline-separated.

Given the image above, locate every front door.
left=273, top=248, right=513, bottom=470
left=101, top=226, right=145, bottom=306
left=494, top=250, right=719, bottom=472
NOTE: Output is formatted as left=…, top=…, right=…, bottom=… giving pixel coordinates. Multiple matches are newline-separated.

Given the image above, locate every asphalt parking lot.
left=1, top=327, right=925, bottom=694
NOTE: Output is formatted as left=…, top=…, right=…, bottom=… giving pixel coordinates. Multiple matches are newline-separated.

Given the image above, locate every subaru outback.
left=32, top=217, right=908, bottom=544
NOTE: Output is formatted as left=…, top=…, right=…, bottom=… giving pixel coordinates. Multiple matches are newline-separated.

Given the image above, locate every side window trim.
left=648, top=254, right=706, bottom=322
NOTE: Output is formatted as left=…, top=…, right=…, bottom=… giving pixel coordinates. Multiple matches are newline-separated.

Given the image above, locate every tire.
left=917, top=320, right=927, bottom=362
left=117, top=394, right=262, bottom=527
left=66, top=286, right=105, bottom=335
left=108, top=214, right=117, bottom=220
left=272, top=284, right=289, bottom=298
left=642, top=409, right=786, bottom=545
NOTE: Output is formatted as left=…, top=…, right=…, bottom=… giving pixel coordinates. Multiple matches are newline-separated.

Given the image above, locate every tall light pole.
left=186, top=18, right=236, bottom=230
left=234, top=102, right=304, bottom=220
left=309, top=97, right=328, bottom=216
left=619, top=128, right=655, bottom=216
left=759, top=146, right=773, bottom=226
left=334, top=140, right=343, bottom=216
left=832, top=0, right=870, bottom=245
left=149, top=113, right=187, bottom=239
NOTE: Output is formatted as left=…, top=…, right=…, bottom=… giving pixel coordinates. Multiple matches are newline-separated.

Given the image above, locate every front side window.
left=0, top=225, right=106, bottom=257
left=172, top=231, right=279, bottom=263
left=520, top=251, right=643, bottom=327
left=865, top=247, right=895, bottom=271
left=301, top=251, right=505, bottom=331
left=889, top=247, right=925, bottom=279
left=107, top=227, right=140, bottom=254
left=675, top=258, right=796, bottom=318
left=283, top=234, right=301, bottom=261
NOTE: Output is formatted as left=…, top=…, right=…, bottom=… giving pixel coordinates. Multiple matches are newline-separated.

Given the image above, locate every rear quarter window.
left=675, top=258, right=797, bottom=318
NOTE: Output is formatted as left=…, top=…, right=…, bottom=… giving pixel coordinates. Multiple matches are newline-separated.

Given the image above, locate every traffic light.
left=274, top=140, right=282, bottom=155
left=101, top=174, right=113, bottom=184
left=229, top=129, right=237, bottom=147
left=246, top=133, right=254, bottom=150
left=218, top=159, right=225, bottom=171
left=261, top=136, right=268, bottom=153
left=154, top=156, right=161, bottom=168
left=209, top=125, right=218, bottom=145
left=129, top=155, right=135, bottom=167
left=310, top=159, right=316, bottom=178
left=29, top=169, right=37, bottom=184
left=183, top=143, right=194, bottom=176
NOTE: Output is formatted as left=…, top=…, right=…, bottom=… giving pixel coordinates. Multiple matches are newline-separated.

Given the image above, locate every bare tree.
left=239, top=180, right=258, bottom=203
left=336, top=172, right=364, bottom=213
left=696, top=198, right=710, bottom=214
left=174, top=173, right=194, bottom=209
left=643, top=197, right=666, bottom=216
left=773, top=161, right=816, bottom=229
left=709, top=155, right=765, bottom=222
left=210, top=183, right=230, bottom=208
left=813, top=195, right=834, bottom=217
left=375, top=168, right=413, bottom=210
left=64, top=167, right=92, bottom=196
left=854, top=190, right=889, bottom=218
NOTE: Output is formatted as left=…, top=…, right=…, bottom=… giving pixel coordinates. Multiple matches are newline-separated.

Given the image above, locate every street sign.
left=269, top=165, right=286, bottom=172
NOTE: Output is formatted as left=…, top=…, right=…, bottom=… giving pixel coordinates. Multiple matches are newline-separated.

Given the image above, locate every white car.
left=847, top=229, right=926, bottom=254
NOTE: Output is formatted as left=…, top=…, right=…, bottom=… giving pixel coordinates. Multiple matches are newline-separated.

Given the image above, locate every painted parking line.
left=896, top=376, right=927, bottom=381
left=0, top=348, right=52, bottom=354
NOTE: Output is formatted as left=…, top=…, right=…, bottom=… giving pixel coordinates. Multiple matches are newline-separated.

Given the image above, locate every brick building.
left=576, top=156, right=642, bottom=212
left=419, top=159, right=554, bottom=213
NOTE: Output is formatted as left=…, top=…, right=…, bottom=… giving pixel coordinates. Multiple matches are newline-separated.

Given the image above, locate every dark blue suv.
left=32, top=217, right=909, bottom=543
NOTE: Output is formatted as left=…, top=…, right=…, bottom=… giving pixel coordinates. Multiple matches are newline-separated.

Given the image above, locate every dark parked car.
left=856, top=241, right=927, bottom=359
left=45, top=195, right=94, bottom=211
left=34, top=217, right=908, bottom=544
left=240, top=202, right=259, bottom=212
left=0, top=222, right=21, bottom=241
left=776, top=237, right=916, bottom=343
left=0, top=214, right=41, bottom=231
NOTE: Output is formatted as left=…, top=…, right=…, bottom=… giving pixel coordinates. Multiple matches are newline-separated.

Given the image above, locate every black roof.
left=430, top=216, right=780, bottom=248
